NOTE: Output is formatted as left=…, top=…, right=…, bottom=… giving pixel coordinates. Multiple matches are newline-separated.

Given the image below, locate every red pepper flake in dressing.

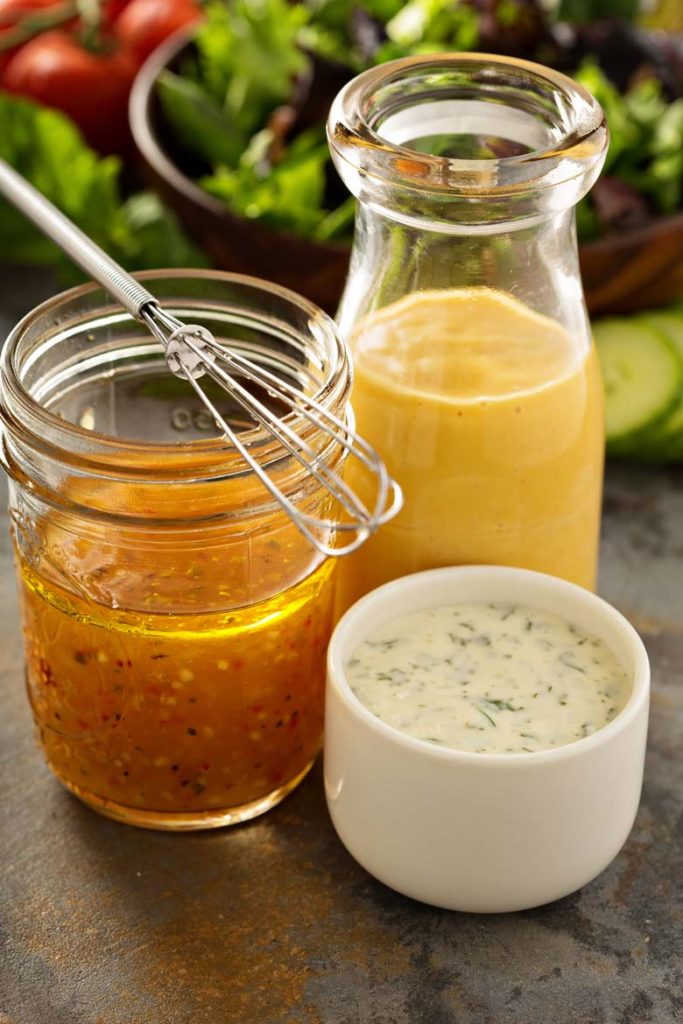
left=18, top=531, right=335, bottom=823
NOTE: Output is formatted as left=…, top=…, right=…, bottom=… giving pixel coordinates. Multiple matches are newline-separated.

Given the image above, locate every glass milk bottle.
left=328, top=54, right=608, bottom=612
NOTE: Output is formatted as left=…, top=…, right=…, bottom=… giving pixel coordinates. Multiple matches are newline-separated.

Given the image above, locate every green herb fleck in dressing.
left=345, top=603, right=631, bottom=754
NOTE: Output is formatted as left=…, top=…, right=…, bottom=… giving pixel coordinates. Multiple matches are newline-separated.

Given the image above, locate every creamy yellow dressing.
left=336, top=289, right=604, bottom=614
left=346, top=602, right=631, bottom=754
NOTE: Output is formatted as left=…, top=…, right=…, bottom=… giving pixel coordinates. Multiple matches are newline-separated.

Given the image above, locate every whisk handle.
left=0, top=157, right=155, bottom=318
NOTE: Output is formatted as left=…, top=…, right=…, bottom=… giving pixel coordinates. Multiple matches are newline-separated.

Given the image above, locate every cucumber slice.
left=593, top=318, right=682, bottom=444
left=631, top=312, right=683, bottom=461
left=641, top=311, right=683, bottom=358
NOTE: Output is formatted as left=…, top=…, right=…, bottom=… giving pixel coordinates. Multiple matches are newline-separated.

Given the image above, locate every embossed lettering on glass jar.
left=0, top=271, right=350, bottom=830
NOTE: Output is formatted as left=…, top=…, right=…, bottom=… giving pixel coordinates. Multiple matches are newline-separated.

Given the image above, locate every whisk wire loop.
left=140, top=303, right=402, bottom=557
left=184, top=346, right=372, bottom=524
left=182, top=372, right=352, bottom=558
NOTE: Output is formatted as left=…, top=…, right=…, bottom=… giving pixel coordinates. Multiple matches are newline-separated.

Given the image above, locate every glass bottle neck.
left=338, top=204, right=589, bottom=343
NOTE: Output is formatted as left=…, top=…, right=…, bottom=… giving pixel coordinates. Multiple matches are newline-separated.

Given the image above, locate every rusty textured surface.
left=1, top=270, right=682, bottom=1024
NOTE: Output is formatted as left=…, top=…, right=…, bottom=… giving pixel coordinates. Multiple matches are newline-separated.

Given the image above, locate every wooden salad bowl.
left=580, top=213, right=683, bottom=315
left=130, top=33, right=683, bottom=318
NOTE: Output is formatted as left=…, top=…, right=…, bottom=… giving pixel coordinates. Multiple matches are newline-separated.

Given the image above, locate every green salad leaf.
left=555, top=0, right=639, bottom=24
left=117, top=193, right=207, bottom=271
left=300, top=0, right=404, bottom=66
left=303, top=0, right=358, bottom=37
left=0, top=93, right=121, bottom=267
left=0, top=92, right=207, bottom=280
left=384, top=0, right=479, bottom=53
left=316, top=196, right=356, bottom=241
left=156, top=71, right=244, bottom=167
left=196, top=0, right=307, bottom=138
left=202, top=129, right=337, bottom=237
left=649, top=102, right=683, bottom=213
left=575, top=63, right=683, bottom=237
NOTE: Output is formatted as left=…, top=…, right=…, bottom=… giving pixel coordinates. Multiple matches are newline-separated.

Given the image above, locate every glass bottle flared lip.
left=327, top=52, right=609, bottom=200
left=0, top=269, right=351, bottom=483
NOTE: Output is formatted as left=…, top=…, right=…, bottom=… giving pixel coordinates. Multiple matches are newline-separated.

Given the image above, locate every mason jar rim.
left=328, top=53, right=608, bottom=202
left=0, top=268, right=351, bottom=478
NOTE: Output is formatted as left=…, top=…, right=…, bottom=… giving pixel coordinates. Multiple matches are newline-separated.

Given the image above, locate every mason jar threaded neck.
left=328, top=53, right=608, bottom=232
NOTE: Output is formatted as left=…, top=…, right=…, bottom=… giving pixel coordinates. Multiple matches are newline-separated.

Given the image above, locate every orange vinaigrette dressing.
left=17, top=471, right=336, bottom=829
left=336, top=289, right=604, bottom=613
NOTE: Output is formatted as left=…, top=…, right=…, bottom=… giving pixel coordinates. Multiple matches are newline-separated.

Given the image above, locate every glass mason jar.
left=0, top=271, right=350, bottom=830
left=328, top=54, right=609, bottom=613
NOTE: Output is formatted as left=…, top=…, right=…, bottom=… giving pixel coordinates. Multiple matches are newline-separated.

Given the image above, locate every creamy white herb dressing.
left=346, top=602, right=631, bottom=754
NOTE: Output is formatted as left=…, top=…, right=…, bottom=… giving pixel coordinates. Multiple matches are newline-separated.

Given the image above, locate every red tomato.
left=0, top=0, right=131, bottom=29
left=0, top=0, right=66, bottom=75
left=104, top=0, right=132, bottom=22
left=114, top=0, right=202, bottom=67
left=0, top=0, right=60, bottom=23
left=2, top=29, right=137, bottom=155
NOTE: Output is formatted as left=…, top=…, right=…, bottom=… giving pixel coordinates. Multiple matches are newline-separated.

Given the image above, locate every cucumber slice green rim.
left=594, top=318, right=683, bottom=443
left=639, top=312, right=683, bottom=359
left=635, top=312, right=683, bottom=453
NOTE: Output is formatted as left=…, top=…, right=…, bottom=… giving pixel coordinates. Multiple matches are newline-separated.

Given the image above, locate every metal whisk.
left=0, top=158, right=402, bottom=557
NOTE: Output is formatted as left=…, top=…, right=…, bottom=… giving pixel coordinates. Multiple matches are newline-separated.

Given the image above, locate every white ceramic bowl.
left=325, top=566, right=650, bottom=913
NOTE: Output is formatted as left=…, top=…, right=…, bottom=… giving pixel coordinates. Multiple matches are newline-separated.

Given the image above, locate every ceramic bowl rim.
left=327, top=565, right=650, bottom=767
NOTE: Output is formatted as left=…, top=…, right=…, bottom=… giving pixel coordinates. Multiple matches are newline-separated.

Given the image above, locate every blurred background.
left=0, top=0, right=682, bottom=461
